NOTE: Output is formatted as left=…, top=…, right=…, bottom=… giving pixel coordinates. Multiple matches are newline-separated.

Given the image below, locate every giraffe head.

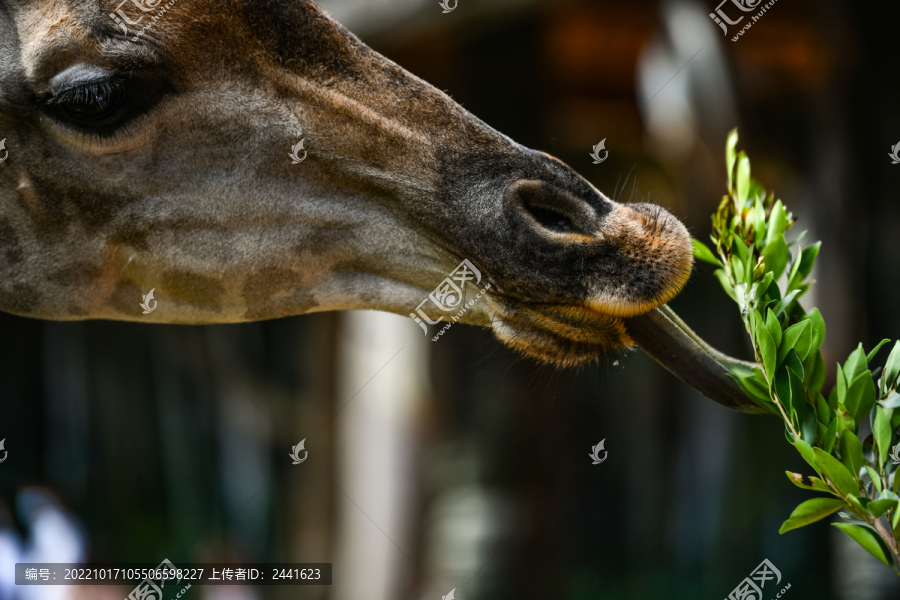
left=0, top=0, right=692, bottom=367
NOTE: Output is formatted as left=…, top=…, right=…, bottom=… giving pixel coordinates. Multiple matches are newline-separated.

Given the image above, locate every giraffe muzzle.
left=465, top=154, right=693, bottom=366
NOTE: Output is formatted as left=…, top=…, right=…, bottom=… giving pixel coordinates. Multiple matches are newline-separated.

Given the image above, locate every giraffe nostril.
left=524, top=204, right=580, bottom=234
left=506, top=179, right=600, bottom=237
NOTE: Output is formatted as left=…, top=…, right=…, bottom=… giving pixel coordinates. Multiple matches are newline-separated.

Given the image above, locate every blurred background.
left=1, top=0, right=899, bottom=598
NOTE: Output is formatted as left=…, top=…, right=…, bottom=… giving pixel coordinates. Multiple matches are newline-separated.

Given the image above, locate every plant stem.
left=828, top=476, right=900, bottom=575
left=872, top=517, right=900, bottom=575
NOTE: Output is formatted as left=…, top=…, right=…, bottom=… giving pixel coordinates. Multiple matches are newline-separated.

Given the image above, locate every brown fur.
left=0, top=0, right=692, bottom=366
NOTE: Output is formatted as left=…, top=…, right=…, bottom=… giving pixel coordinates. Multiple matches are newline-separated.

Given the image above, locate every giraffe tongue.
left=622, top=306, right=767, bottom=414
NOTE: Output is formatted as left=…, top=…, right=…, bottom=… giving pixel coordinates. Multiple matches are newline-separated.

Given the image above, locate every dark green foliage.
left=693, top=129, right=900, bottom=573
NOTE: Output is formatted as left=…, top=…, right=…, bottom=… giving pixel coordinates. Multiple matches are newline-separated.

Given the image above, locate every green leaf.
left=726, top=128, right=738, bottom=192
left=881, top=391, right=900, bottom=410
left=763, top=236, right=790, bottom=281
left=873, top=405, right=893, bottom=468
left=811, top=476, right=835, bottom=493
left=844, top=371, right=871, bottom=421
left=714, top=269, right=737, bottom=301
left=836, top=407, right=857, bottom=438
left=753, top=196, right=766, bottom=247
left=765, top=308, right=782, bottom=350
left=868, top=498, right=899, bottom=519
left=788, top=242, right=821, bottom=289
left=749, top=179, right=766, bottom=202
left=749, top=273, right=773, bottom=306
left=867, top=339, right=891, bottom=364
left=846, top=494, right=870, bottom=515
left=790, top=369, right=807, bottom=424
left=822, top=419, right=838, bottom=453
left=884, top=341, right=900, bottom=390
left=787, top=245, right=804, bottom=286
left=817, top=422, right=827, bottom=446
left=762, top=276, right=782, bottom=306
left=807, top=308, right=826, bottom=350
left=801, top=402, right=818, bottom=444
left=794, top=438, right=822, bottom=475
left=773, top=289, right=801, bottom=318
left=733, top=235, right=750, bottom=264
left=757, top=325, right=777, bottom=382
left=814, top=448, right=860, bottom=498
left=832, top=523, right=891, bottom=565
left=729, top=370, right=775, bottom=411
left=857, top=376, right=877, bottom=424
left=793, top=323, right=814, bottom=362
left=731, top=255, right=746, bottom=285
left=736, top=152, right=750, bottom=205
left=839, top=430, right=864, bottom=480
left=807, top=351, right=826, bottom=395
left=779, top=498, right=844, bottom=533
left=786, top=471, right=817, bottom=491
left=813, top=392, right=834, bottom=424
left=839, top=511, right=865, bottom=522
left=766, top=200, right=787, bottom=247
left=828, top=387, right=839, bottom=412
left=785, top=423, right=797, bottom=445
left=844, top=345, right=869, bottom=381
left=785, top=348, right=805, bottom=381
left=692, top=239, right=722, bottom=266
left=774, top=366, right=794, bottom=419
left=778, top=321, right=811, bottom=366
left=865, top=466, right=883, bottom=494
left=837, top=364, right=847, bottom=407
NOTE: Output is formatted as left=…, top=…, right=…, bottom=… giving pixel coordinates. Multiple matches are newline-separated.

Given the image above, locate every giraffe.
left=0, top=0, right=760, bottom=412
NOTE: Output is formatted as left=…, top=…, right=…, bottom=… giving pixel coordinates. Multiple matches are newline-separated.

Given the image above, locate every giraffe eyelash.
left=44, top=78, right=127, bottom=107
left=39, top=72, right=171, bottom=138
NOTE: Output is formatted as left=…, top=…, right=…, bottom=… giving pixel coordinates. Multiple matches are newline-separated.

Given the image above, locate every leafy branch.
left=694, top=130, right=900, bottom=573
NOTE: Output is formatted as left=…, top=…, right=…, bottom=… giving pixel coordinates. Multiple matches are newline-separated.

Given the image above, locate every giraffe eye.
left=45, top=78, right=129, bottom=128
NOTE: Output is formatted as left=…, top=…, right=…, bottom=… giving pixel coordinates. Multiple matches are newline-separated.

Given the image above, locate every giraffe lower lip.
left=486, top=296, right=633, bottom=367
